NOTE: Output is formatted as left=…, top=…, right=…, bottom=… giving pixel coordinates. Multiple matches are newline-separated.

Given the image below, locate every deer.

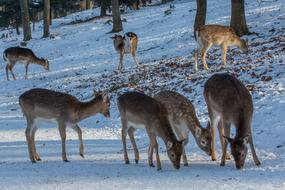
left=19, top=88, right=110, bottom=163
left=3, top=46, right=49, bottom=80
left=204, top=73, right=261, bottom=169
left=117, top=91, right=183, bottom=170
left=194, top=25, right=248, bottom=71
left=154, top=90, right=212, bottom=166
left=110, top=32, right=141, bottom=70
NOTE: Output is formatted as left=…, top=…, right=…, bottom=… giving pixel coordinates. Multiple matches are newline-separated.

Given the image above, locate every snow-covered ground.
left=0, top=0, right=285, bottom=189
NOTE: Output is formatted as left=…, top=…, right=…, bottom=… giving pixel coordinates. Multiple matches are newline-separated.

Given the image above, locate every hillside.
left=0, top=0, right=284, bottom=189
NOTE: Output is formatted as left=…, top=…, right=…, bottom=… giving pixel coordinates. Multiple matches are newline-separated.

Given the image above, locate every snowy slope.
left=0, top=0, right=285, bottom=189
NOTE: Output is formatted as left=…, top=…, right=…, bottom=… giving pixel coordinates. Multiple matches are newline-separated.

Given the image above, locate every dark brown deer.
left=194, top=25, right=248, bottom=71
left=19, top=88, right=110, bottom=163
left=154, top=90, right=211, bottom=166
left=3, top=46, right=49, bottom=80
left=110, top=32, right=141, bottom=70
left=204, top=73, right=261, bottom=169
left=117, top=91, right=183, bottom=170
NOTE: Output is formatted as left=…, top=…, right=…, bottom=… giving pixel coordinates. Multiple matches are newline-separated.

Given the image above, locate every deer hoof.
left=135, top=159, right=139, bottom=164
left=125, top=160, right=130, bottom=165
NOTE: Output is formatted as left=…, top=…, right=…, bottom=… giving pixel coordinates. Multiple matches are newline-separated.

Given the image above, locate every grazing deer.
left=3, top=46, right=49, bottom=80
left=117, top=91, right=183, bottom=170
left=204, top=73, right=261, bottom=169
left=19, top=88, right=110, bottom=163
left=110, top=32, right=141, bottom=70
left=154, top=90, right=211, bottom=166
left=194, top=25, right=248, bottom=71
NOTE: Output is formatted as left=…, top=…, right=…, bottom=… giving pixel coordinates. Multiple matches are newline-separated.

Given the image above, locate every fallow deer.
left=3, top=46, right=49, bottom=80
left=117, top=91, right=183, bottom=170
left=194, top=25, right=248, bottom=71
left=154, top=90, right=211, bottom=166
left=19, top=88, right=110, bottom=163
left=110, top=32, right=141, bottom=70
left=204, top=73, right=261, bottom=169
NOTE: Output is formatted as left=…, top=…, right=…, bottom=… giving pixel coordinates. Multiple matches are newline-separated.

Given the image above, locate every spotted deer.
left=194, top=25, right=248, bottom=71
left=117, top=91, right=183, bottom=170
left=154, top=90, right=211, bottom=166
left=3, top=46, right=49, bottom=80
left=110, top=32, right=141, bottom=70
left=204, top=73, right=261, bottom=169
left=19, top=88, right=110, bottom=163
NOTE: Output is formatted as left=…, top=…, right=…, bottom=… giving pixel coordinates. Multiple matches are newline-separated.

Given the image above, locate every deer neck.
left=160, top=119, right=178, bottom=144
left=186, top=118, right=202, bottom=140
left=33, top=56, right=45, bottom=66
left=78, top=98, right=101, bottom=121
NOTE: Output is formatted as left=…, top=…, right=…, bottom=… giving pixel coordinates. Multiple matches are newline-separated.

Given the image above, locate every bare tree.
left=86, top=0, right=91, bottom=9
left=100, top=0, right=108, bottom=17
left=20, top=0, right=32, bottom=41
left=111, top=0, right=123, bottom=33
left=43, top=0, right=50, bottom=38
left=194, top=0, right=207, bottom=39
left=230, top=0, right=251, bottom=36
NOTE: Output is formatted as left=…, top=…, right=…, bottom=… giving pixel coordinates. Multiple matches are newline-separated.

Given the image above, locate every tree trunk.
left=20, top=0, right=32, bottom=41
left=194, top=0, right=207, bottom=39
left=86, top=0, right=91, bottom=9
left=230, top=0, right=250, bottom=36
left=100, top=0, right=107, bottom=16
left=15, top=16, right=20, bottom=35
left=43, top=0, right=50, bottom=38
left=111, top=0, right=123, bottom=33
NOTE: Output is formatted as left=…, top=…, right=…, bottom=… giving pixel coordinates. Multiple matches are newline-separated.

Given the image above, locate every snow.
left=0, top=0, right=285, bottom=189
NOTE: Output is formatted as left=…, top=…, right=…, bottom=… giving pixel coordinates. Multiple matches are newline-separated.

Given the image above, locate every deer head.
left=167, top=140, right=183, bottom=169
left=224, top=135, right=249, bottom=169
left=195, top=124, right=212, bottom=156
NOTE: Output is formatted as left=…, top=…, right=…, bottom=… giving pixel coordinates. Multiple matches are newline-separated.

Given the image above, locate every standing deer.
left=154, top=90, right=211, bottom=166
left=3, top=46, right=49, bottom=80
left=117, top=91, right=183, bottom=170
left=194, top=25, right=248, bottom=71
left=204, top=73, right=261, bottom=169
left=110, top=32, right=141, bottom=70
left=19, top=88, right=110, bottom=163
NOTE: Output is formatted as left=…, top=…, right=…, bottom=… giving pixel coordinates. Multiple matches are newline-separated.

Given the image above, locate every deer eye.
left=201, top=139, right=207, bottom=146
left=171, top=153, right=175, bottom=158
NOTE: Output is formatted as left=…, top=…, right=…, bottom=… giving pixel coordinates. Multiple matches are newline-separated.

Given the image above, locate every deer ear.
left=241, top=135, right=249, bottom=144
left=93, top=90, right=101, bottom=97
left=167, top=141, right=173, bottom=150
left=110, top=36, right=116, bottom=39
left=102, top=93, right=109, bottom=103
left=223, top=135, right=233, bottom=144
left=195, top=127, right=202, bottom=138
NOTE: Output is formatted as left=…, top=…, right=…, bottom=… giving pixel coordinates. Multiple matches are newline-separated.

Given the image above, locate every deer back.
left=154, top=90, right=211, bottom=155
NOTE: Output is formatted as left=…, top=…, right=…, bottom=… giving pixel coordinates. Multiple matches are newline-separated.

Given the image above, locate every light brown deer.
left=194, top=25, right=248, bottom=71
left=154, top=90, right=211, bottom=166
left=204, top=73, right=261, bottom=169
left=117, top=91, right=183, bottom=170
left=110, top=32, right=141, bottom=70
left=3, top=46, right=49, bottom=80
left=19, top=88, right=110, bottom=163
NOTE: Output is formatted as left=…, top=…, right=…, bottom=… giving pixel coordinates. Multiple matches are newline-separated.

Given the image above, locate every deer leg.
left=25, top=63, right=29, bottom=79
left=25, top=119, right=35, bottom=163
left=118, top=52, right=124, bottom=70
left=31, top=125, right=41, bottom=161
left=151, top=135, right=161, bottom=170
left=221, top=46, right=228, bottom=66
left=5, top=65, right=9, bottom=81
left=194, top=48, right=199, bottom=71
left=131, top=51, right=141, bottom=67
left=59, top=123, right=68, bottom=162
left=249, top=135, right=261, bottom=166
left=182, top=137, right=189, bottom=166
left=219, top=120, right=231, bottom=166
left=128, top=127, right=139, bottom=164
left=148, top=141, right=155, bottom=167
left=70, top=124, right=84, bottom=158
left=210, top=113, right=220, bottom=161
left=121, top=118, right=129, bottom=164
left=201, top=45, right=211, bottom=70
left=7, top=64, right=16, bottom=80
